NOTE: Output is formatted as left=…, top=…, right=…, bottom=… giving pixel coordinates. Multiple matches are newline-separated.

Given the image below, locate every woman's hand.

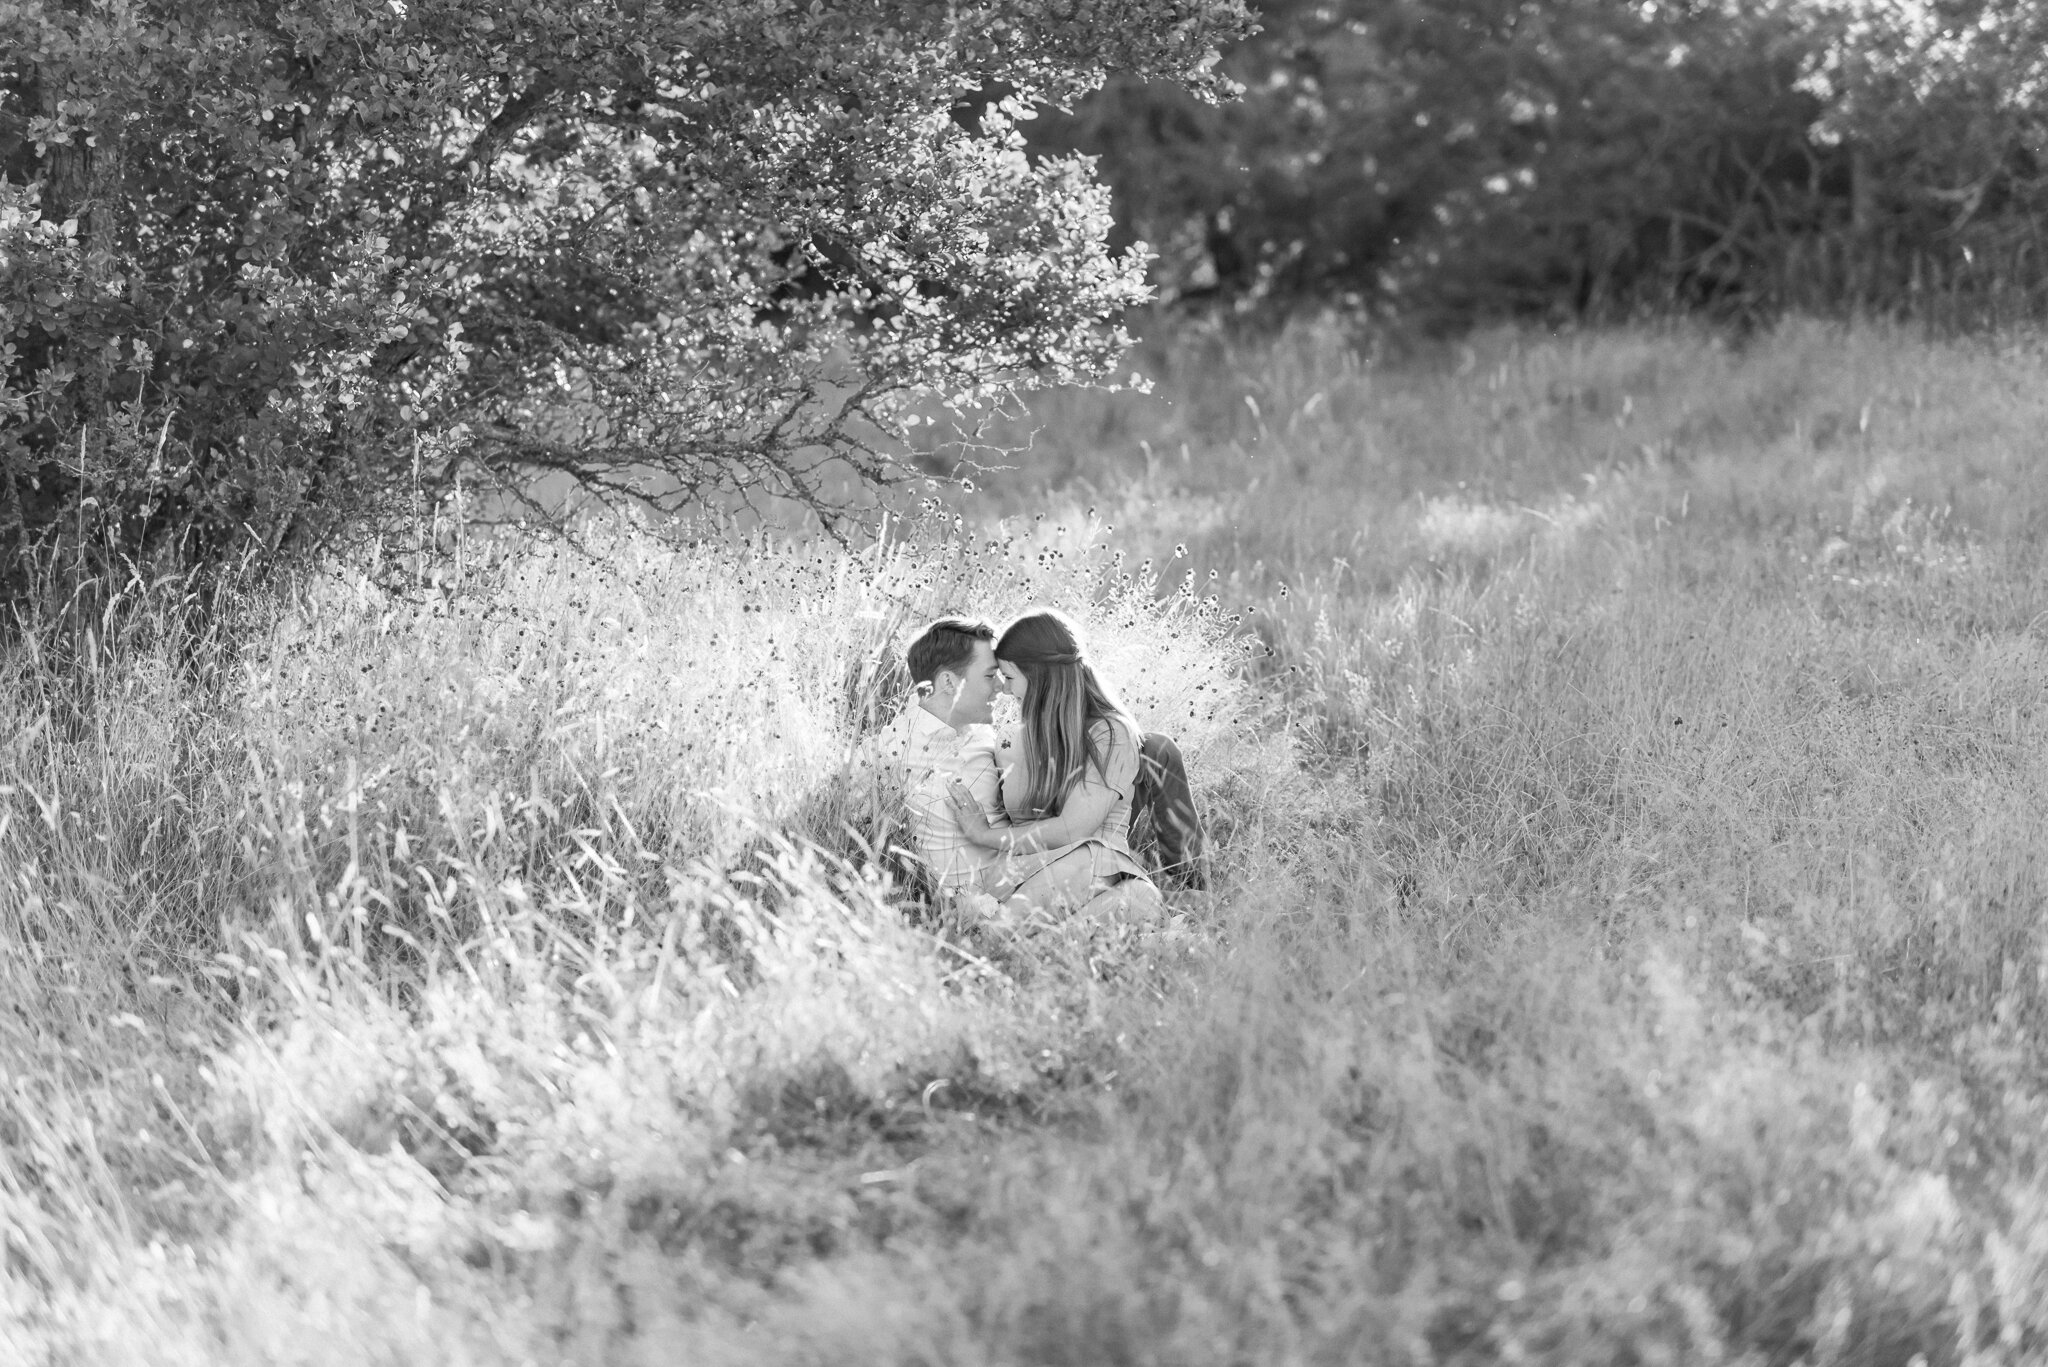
left=946, top=778, right=997, bottom=846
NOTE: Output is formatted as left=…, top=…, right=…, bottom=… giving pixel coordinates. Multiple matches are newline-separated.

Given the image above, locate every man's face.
left=941, top=640, right=1002, bottom=726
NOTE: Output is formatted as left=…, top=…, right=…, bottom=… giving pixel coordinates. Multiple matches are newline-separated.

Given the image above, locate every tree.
left=1794, top=0, right=2048, bottom=313
left=0, top=0, right=1251, bottom=584
left=1036, top=0, right=2048, bottom=329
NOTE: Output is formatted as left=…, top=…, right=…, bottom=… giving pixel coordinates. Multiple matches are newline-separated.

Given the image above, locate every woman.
left=945, top=608, right=1163, bottom=919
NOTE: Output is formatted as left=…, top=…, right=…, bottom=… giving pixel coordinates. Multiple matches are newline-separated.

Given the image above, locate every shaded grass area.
left=10, top=319, right=2048, bottom=1363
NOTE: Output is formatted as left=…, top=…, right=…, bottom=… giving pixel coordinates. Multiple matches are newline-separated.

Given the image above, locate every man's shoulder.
left=859, top=705, right=937, bottom=764
left=956, top=722, right=1002, bottom=756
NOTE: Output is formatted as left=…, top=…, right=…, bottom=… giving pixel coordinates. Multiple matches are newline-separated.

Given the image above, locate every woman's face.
left=996, top=659, right=1028, bottom=703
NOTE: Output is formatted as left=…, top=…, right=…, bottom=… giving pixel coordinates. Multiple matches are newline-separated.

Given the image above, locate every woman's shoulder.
left=1087, top=712, right=1142, bottom=752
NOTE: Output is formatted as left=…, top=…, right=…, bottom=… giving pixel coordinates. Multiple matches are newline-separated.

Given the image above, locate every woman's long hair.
left=996, top=609, right=1133, bottom=817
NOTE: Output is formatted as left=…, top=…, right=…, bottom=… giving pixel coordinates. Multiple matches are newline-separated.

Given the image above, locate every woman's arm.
left=946, top=721, right=1128, bottom=854
left=947, top=774, right=1115, bottom=853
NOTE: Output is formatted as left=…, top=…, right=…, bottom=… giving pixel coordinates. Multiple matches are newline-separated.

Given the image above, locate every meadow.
left=7, top=315, right=2048, bottom=1364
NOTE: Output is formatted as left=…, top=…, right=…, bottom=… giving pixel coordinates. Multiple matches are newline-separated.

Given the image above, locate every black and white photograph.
left=4, top=0, right=2047, bottom=1361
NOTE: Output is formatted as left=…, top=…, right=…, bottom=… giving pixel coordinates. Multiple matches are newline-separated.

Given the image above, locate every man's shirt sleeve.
left=955, top=726, right=1011, bottom=828
left=904, top=762, right=989, bottom=891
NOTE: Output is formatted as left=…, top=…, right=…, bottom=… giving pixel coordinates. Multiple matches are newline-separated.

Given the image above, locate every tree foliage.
left=0, top=0, right=1249, bottom=580
left=1036, top=0, right=2048, bottom=327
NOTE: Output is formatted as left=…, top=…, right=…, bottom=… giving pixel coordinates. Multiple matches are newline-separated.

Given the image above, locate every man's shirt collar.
left=908, top=703, right=957, bottom=744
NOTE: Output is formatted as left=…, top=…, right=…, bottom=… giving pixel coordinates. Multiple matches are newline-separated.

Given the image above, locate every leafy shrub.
left=0, top=0, right=1249, bottom=593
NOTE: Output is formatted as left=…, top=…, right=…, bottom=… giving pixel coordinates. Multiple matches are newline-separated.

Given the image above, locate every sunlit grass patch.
left=1, top=496, right=1282, bottom=1358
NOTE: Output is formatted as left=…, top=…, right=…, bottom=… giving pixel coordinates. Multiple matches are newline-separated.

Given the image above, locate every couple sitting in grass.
left=864, top=607, right=1206, bottom=923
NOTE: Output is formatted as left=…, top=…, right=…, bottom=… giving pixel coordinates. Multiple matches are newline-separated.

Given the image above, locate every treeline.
left=5, top=1, right=2043, bottom=597
left=1032, top=0, right=2048, bottom=328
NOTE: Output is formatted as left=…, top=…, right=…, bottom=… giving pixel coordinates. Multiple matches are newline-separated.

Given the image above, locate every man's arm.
left=904, top=760, right=999, bottom=892
left=955, top=729, right=1011, bottom=829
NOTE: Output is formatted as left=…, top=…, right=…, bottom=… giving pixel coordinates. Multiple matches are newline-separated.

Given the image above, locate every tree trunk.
left=1849, top=141, right=1874, bottom=239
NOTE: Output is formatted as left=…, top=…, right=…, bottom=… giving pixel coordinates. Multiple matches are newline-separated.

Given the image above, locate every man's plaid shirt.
left=858, top=704, right=1011, bottom=893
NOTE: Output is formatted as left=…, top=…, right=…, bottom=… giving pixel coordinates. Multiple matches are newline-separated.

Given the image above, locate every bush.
left=0, top=0, right=1249, bottom=594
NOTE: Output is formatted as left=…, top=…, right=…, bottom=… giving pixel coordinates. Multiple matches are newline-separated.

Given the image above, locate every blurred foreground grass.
left=9, top=318, right=2048, bottom=1364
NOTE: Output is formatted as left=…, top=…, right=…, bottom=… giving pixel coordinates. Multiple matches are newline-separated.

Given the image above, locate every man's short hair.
left=905, top=617, right=995, bottom=685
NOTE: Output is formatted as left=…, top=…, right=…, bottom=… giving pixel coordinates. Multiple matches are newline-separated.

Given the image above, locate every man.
left=859, top=616, right=1015, bottom=898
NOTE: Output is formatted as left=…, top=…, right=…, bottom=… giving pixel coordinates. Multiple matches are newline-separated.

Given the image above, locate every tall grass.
left=0, top=503, right=1267, bottom=1362
left=10, top=317, right=2048, bottom=1363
